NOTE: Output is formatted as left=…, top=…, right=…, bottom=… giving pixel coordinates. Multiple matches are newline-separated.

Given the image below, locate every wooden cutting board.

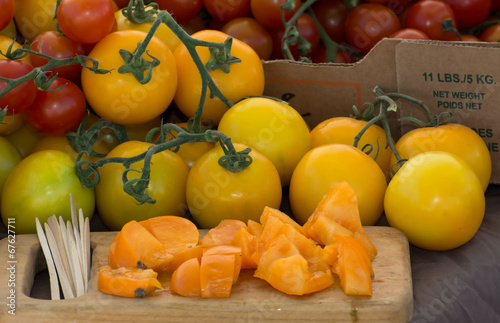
left=0, top=227, right=412, bottom=322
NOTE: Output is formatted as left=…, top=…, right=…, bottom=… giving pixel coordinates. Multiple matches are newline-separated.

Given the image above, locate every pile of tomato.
left=84, top=0, right=500, bottom=63
left=0, top=0, right=494, bottom=252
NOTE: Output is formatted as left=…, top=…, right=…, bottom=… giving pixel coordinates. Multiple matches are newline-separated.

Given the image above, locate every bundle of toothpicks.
left=35, top=193, right=91, bottom=300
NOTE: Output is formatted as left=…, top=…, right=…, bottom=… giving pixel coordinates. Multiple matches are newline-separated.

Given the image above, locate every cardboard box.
left=262, top=38, right=500, bottom=184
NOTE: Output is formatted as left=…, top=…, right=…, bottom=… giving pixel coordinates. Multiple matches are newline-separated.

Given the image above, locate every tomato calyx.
left=342, top=0, right=360, bottom=11
left=441, top=18, right=462, bottom=41
left=121, top=0, right=159, bottom=24
left=217, top=136, right=253, bottom=173
left=0, top=41, right=30, bottom=61
left=205, top=37, right=242, bottom=73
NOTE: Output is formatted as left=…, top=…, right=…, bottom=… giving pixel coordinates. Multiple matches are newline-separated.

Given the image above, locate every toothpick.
left=35, top=218, right=60, bottom=300
left=44, top=222, right=75, bottom=299
left=67, top=222, right=85, bottom=297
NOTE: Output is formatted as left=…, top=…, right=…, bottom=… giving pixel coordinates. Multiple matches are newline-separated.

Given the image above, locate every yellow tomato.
left=14, top=0, right=58, bottom=42
left=166, top=123, right=215, bottom=168
left=289, top=144, right=387, bottom=226
left=95, top=141, right=189, bottom=231
left=174, top=30, right=265, bottom=125
left=186, top=143, right=282, bottom=228
left=390, top=123, right=491, bottom=192
left=385, top=151, right=485, bottom=251
left=310, top=117, right=394, bottom=178
left=114, top=8, right=181, bottom=53
left=0, top=35, right=31, bottom=63
left=81, top=30, right=177, bottom=125
left=217, top=97, right=310, bottom=187
left=0, top=113, right=25, bottom=136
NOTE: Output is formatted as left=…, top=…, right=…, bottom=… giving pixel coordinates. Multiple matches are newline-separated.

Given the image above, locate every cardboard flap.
left=263, top=39, right=401, bottom=135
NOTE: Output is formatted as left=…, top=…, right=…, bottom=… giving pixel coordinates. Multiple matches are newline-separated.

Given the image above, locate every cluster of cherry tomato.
left=128, top=0, right=500, bottom=63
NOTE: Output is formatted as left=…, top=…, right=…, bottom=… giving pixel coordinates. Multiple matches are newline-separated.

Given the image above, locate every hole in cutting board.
left=29, top=244, right=94, bottom=300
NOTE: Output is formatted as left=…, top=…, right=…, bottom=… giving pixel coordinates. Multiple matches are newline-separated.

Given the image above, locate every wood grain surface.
left=0, top=227, right=413, bottom=322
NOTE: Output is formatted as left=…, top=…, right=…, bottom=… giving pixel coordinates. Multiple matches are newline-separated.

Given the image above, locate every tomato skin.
left=492, top=0, right=500, bottom=11
left=166, top=123, right=215, bottom=168
left=204, top=0, right=251, bottom=23
left=95, top=141, right=189, bottom=231
left=217, top=97, right=310, bottom=187
left=384, top=151, right=485, bottom=251
left=311, top=45, right=354, bottom=64
left=29, top=31, right=86, bottom=80
left=221, top=17, right=273, bottom=61
left=173, top=30, right=264, bottom=125
left=14, top=0, right=58, bottom=42
left=0, top=60, right=38, bottom=115
left=312, top=0, right=349, bottom=43
left=81, top=30, right=178, bottom=126
left=186, top=143, right=282, bottom=229
left=345, top=3, right=401, bottom=54
left=390, top=123, right=491, bottom=192
left=0, top=113, right=24, bottom=136
left=155, top=0, right=203, bottom=24
left=289, top=144, right=387, bottom=226
left=1, top=150, right=95, bottom=234
left=57, top=0, right=115, bottom=44
left=480, top=23, right=500, bottom=42
left=0, top=0, right=14, bottom=31
left=0, top=136, right=22, bottom=198
left=310, top=117, right=394, bottom=177
left=5, top=122, right=43, bottom=158
left=114, top=8, right=182, bottom=53
left=250, top=0, right=301, bottom=29
left=24, top=77, right=87, bottom=136
left=442, top=0, right=491, bottom=30
left=390, top=27, right=430, bottom=40
left=405, top=0, right=458, bottom=41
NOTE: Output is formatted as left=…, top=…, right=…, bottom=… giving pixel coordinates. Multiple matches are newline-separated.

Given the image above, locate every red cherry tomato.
left=57, top=0, right=115, bottom=44
left=204, top=0, right=251, bottom=23
left=270, top=13, right=320, bottom=60
left=250, top=0, right=301, bottom=29
left=460, top=34, right=481, bottom=42
left=480, top=24, right=500, bottom=42
left=0, top=0, right=14, bottom=31
left=221, top=17, right=273, bottom=60
left=345, top=3, right=401, bottom=54
left=311, top=0, right=349, bottom=43
left=492, top=0, right=500, bottom=12
left=390, top=27, right=430, bottom=40
left=0, top=60, right=37, bottom=115
left=24, top=77, right=87, bottom=136
left=29, top=31, right=86, bottom=80
left=405, top=0, right=459, bottom=41
left=442, top=0, right=491, bottom=30
left=155, top=0, right=203, bottom=23
left=311, top=45, right=354, bottom=64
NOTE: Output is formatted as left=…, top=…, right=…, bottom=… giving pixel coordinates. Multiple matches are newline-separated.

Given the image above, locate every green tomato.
left=95, top=141, right=189, bottom=231
left=0, top=136, right=22, bottom=197
left=1, top=150, right=95, bottom=234
left=384, top=151, right=485, bottom=251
